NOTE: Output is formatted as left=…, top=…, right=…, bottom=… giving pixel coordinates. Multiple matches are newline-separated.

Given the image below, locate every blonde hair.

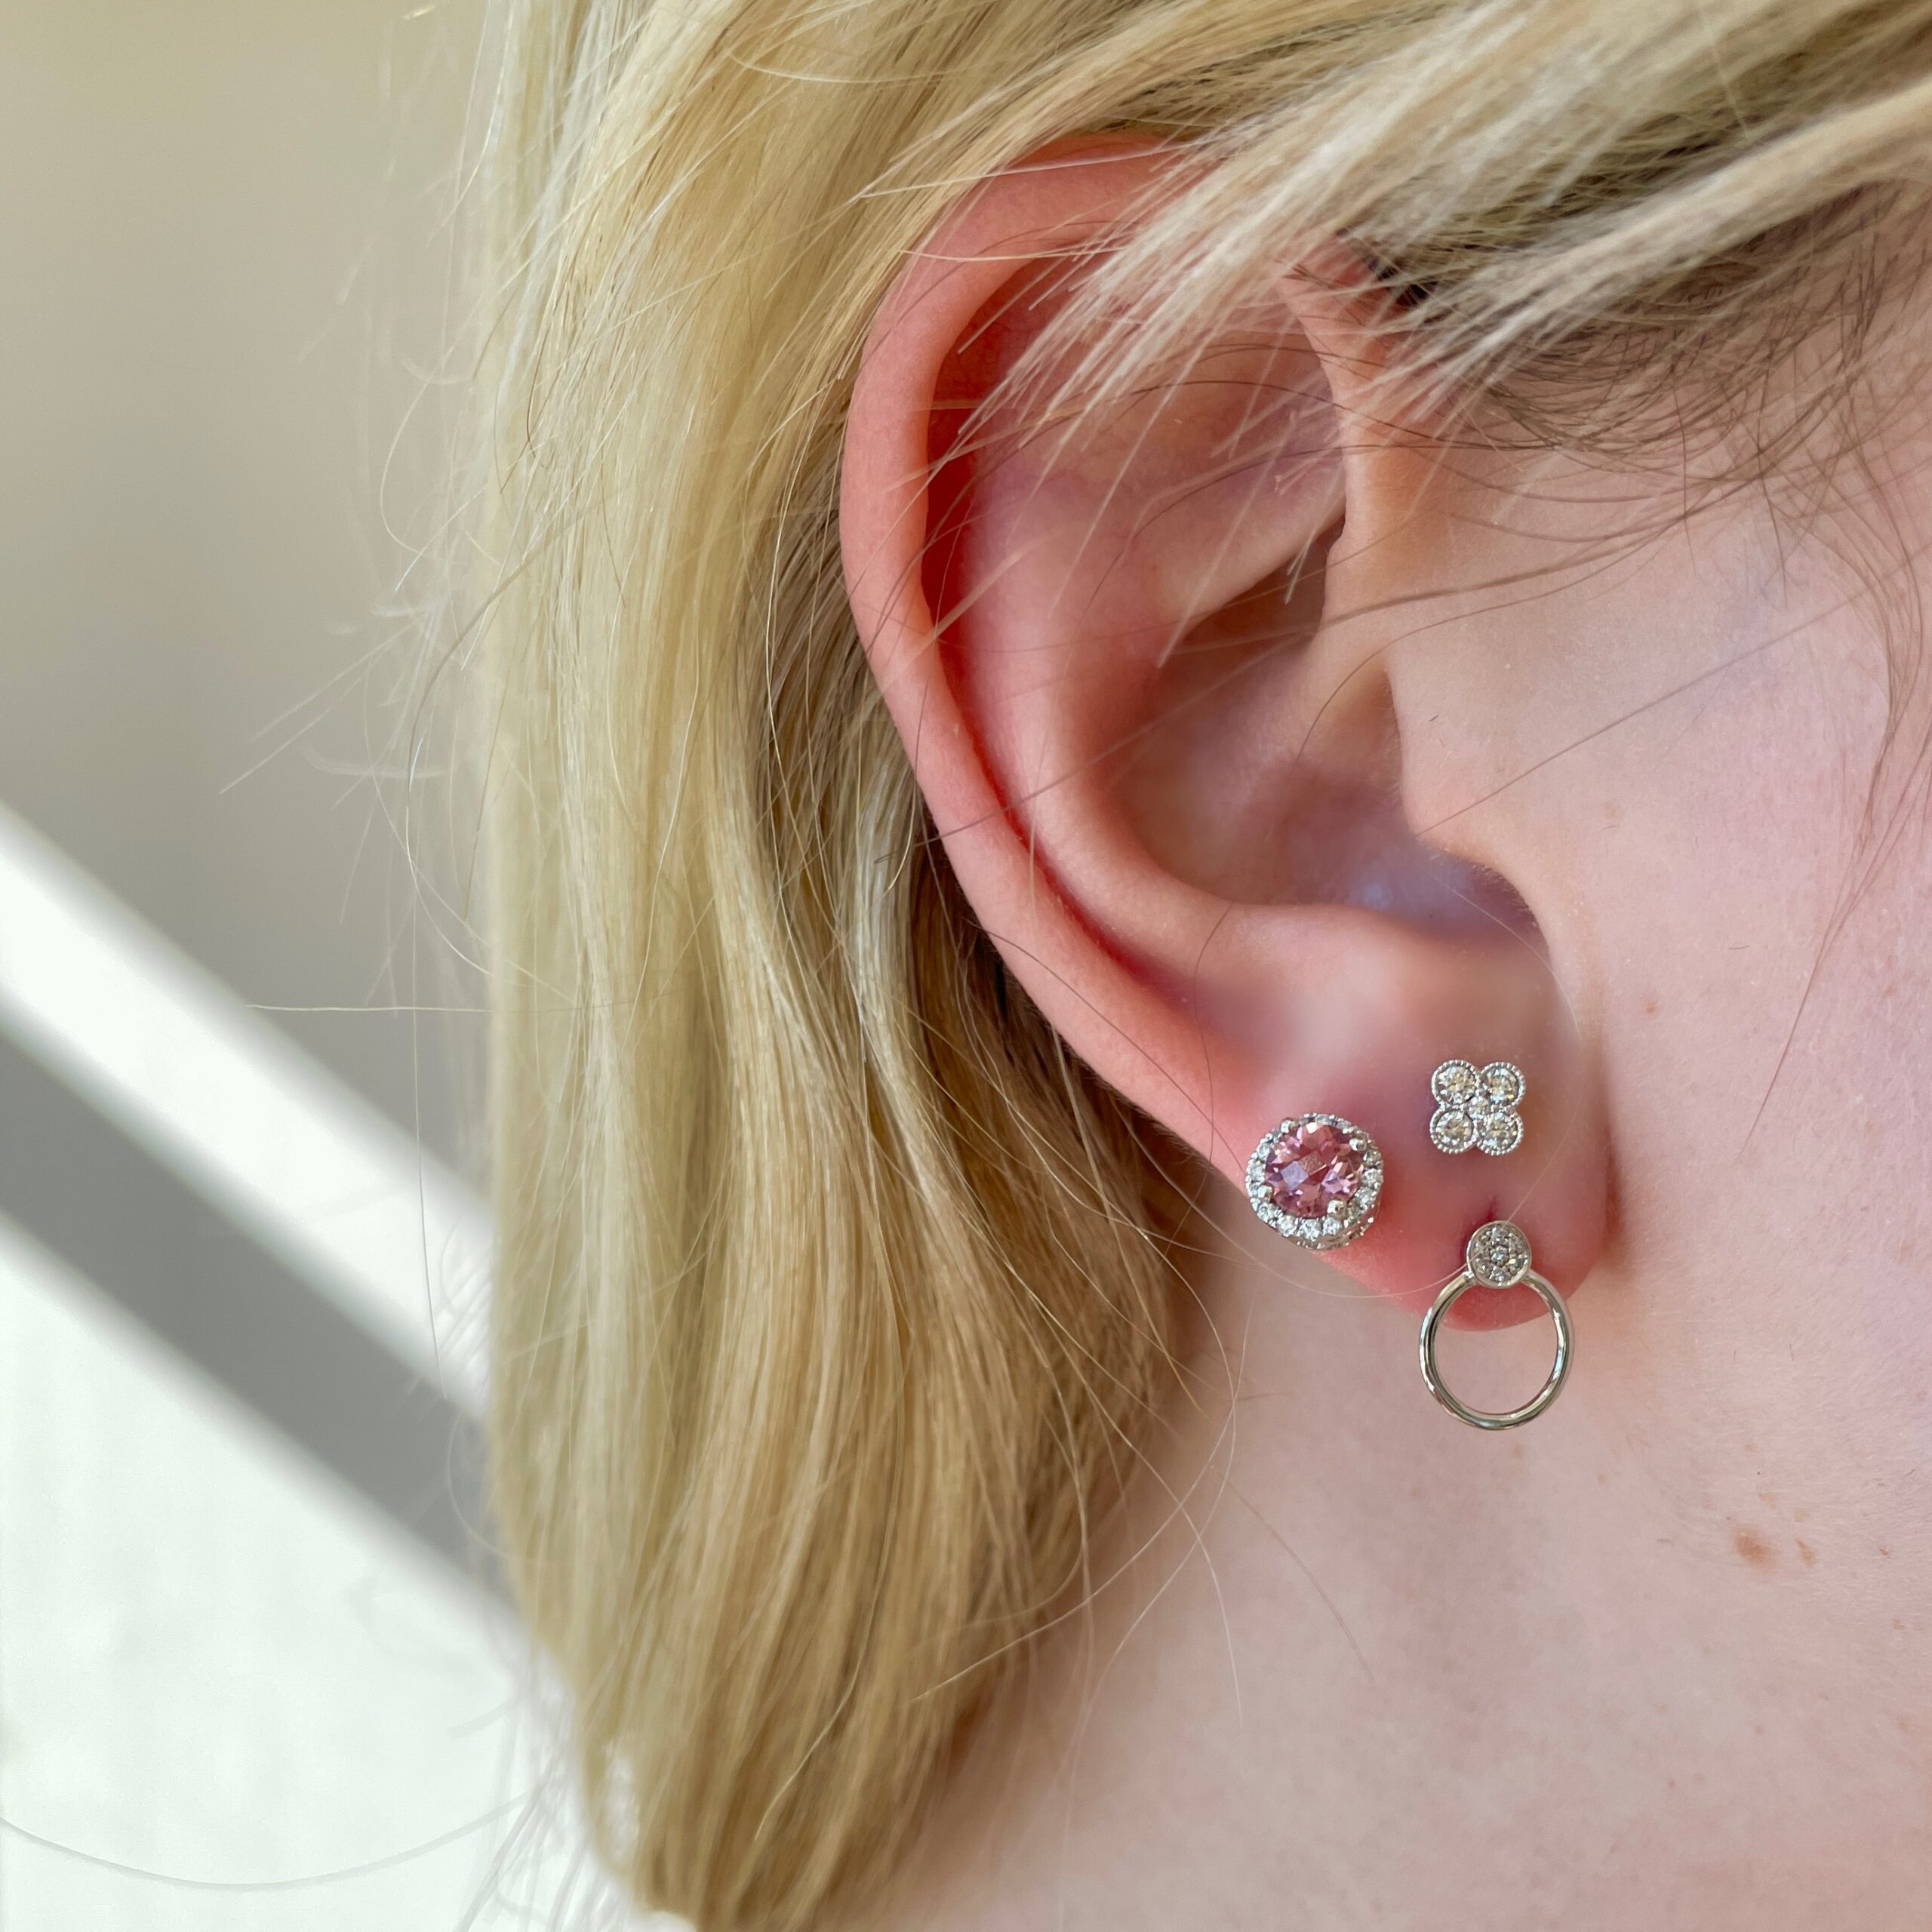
left=468, top=3, right=1932, bottom=1926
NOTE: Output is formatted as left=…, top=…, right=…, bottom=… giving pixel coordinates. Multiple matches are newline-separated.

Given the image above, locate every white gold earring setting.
left=1429, top=1059, right=1525, bottom=1155
left=1419, top=1220, right=1573, bottom=1429
left=1247, top=1113, right=1383, bottom=1250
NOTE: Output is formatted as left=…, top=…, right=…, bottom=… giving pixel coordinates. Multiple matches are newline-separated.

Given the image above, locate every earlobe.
left=841, top=143, right=1608, bottom=1331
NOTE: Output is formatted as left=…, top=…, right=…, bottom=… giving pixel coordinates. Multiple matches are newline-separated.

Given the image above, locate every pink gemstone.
left=1263, top=1121, right=1364, bottom=1218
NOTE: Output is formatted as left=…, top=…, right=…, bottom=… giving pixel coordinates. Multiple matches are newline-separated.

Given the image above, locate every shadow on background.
left=0, top=1029, right=496, bottom=1589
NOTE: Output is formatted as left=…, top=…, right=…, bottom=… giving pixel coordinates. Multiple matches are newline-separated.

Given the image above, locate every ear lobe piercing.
left=1246, top=1113, right=1383, bottom=1250
left=1419, top=1220, right=1574, bottom=1429
left=1429, top=1059, right=1525, bottom=1156
left=1247, top=1102, right=1574, bottom=1428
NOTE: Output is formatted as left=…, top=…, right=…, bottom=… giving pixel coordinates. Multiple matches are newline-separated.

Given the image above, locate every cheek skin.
left=1396, top=494, right=1930, bottom=1509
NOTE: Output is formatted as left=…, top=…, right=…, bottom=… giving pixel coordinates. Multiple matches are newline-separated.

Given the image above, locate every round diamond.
left=1263, top=1120, right=1365, bottom=1217
left=1466, top=1220, right=1532, bottom=1288
left=1481, top=1061, right=1525, bottom=1107
left=1472, top=1106, right=1524, bottom=1157
left=1431, top=1060, right=1479, bottom=1104
left=1429, top=1106, right=1476, bottom=1154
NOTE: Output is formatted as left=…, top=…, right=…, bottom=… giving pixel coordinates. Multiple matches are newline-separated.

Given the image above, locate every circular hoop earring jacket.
left=1246, top=1113, right=1383, bottom=1251
left=1419, top=1221, right=1574, bottom=1430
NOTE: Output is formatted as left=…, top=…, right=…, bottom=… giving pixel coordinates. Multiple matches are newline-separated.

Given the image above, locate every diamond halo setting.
left=1246, top=1112, right=1384, bottom=1250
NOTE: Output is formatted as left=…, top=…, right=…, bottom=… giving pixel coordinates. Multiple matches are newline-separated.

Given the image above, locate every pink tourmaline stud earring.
left=1246, top=1113, right=1383, bottom=1250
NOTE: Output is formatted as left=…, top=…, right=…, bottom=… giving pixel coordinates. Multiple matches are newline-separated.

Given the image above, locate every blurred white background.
left=0, top=4, right=639, bottom=1924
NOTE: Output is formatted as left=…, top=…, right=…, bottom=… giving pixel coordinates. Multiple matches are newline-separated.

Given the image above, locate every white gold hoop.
left=1419, top=1220, right=1573, bottom=1430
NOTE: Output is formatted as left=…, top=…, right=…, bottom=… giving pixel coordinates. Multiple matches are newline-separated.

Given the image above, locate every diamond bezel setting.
left=1429, top=1059, right=1526, bottom=1157
left=1246, top=1112, right=1383, bottom=1251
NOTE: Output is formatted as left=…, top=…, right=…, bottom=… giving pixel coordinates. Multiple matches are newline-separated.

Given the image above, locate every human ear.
left=840, top=142, right=1607, bottom=1323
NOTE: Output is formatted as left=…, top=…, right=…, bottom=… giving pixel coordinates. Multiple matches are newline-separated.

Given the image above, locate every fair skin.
left=841, top=146, right=1932, bottom=1930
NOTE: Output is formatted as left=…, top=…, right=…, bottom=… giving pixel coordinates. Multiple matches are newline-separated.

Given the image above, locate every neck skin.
left=879, top=383, right=1932, bottom=1932
left=894, top=1205, right=1932, bottom=1930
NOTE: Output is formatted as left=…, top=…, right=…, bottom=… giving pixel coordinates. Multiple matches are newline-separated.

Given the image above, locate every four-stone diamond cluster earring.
left=1245, top=1055, right=1574, bottom=1429
left=1428, top=1058, right=1525, bottom=1155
